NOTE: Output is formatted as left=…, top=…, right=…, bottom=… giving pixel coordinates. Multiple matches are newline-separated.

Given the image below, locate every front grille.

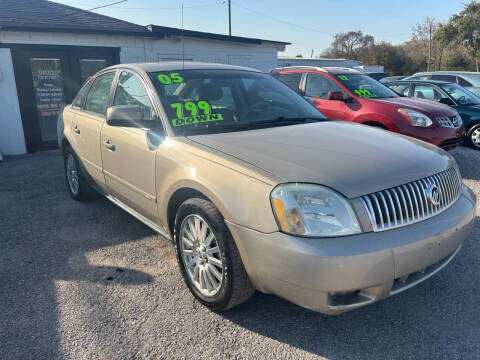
left=360, top=167, right=461, bottom=232
left=436, top=116, right=460, bottom=128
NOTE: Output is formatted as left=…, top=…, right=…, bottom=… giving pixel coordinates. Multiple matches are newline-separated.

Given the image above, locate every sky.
left=52, top=0, right=467, bottom=57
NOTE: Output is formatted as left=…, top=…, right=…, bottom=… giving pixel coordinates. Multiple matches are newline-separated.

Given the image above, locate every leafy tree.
left=450, top=1, right=480, bottom=71
left=322, top=31, right=374, bottom=59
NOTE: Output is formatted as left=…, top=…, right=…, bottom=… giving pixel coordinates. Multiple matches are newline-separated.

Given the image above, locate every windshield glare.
left=440, top=83, right=480, bottom=105
left=335, top=74, right=399, bottom=99
left=149, top=70, right=324, bottom=134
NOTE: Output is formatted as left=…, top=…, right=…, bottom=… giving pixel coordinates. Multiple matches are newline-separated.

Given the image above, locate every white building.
left=0, top=0, right=289, bottom=154
left=277, top=56, right=362, bottom=69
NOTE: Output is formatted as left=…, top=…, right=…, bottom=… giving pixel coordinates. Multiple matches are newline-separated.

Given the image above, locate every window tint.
left=114, top=72, right=153, bottom=120
left=84, top=72, right=115, bottom=115
left=72, top=79, right=92, bottom=108
left=413, top=84, right=443, bottom=101
left=305, top=74, right=343, bottom=99
left=273, top=72, right=302, bottom=92
left=431, top=74, right=456, bottom=82
left=387, top=83, right=410, bottom=96
left=457, top=76, right=472, bottom=87
left=440, top=83, right=480, bottom=105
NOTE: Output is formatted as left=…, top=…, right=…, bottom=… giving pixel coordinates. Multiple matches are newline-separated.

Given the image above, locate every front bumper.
left=396, top=123, right=466, bottom=150
left=227, top=185, right=476, bottom=314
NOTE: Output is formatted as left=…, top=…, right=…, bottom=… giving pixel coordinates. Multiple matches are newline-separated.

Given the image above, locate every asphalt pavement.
left=0, top=147, right=479, bottom=360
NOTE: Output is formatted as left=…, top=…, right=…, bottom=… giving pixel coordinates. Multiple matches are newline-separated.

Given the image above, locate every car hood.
left=188, top=121, right=455, bottom=198
left=371, top=97, right=458, bottom=116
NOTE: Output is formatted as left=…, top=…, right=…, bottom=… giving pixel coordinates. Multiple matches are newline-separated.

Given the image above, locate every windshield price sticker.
left=171, top=101, right=211, bottom=118
left=354, top=89, right=377, bottom=98
left=172, top=114, right=224, bottom=127
left=337, top=75, right=349, bottom=81
left=157, top=73, right=184, bottom=85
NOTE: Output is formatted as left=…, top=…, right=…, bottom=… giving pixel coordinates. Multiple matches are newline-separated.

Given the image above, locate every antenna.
left=181, top=3, right=185, bottom=69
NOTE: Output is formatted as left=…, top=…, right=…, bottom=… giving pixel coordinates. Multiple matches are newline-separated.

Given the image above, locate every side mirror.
left=328, top=91, right=345, bottom=101
left=106, top=105, right=143, bottom=127
left=439, top=97, right=455, bottom=106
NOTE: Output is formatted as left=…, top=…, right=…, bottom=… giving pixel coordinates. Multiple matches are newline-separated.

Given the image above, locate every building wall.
left=0, top=31, right=279, bottom=72
left=0, top=48, right=26, bottom=155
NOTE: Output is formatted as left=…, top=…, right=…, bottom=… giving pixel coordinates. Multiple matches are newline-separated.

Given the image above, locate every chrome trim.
left=360, top=167, right=462, bottom=232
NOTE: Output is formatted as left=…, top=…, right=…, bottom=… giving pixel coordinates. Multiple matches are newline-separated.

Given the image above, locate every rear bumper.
left=227, top=185, right=476, bottom=314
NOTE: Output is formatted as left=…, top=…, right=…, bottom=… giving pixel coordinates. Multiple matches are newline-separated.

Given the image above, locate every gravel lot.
left=0, top=146, right=479, bottom=360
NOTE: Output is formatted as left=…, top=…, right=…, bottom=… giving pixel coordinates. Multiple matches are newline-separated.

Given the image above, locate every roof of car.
left=107, top=62, right=262, bottom=73
left=411, top=71, right=478, bottom=76
left=390, top=79, right=453, bottom=85
left=272, top=66, right=362, bottom=75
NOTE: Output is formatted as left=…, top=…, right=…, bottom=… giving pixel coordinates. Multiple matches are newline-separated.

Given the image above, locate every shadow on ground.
left=0, top=151, right=155, bottom=359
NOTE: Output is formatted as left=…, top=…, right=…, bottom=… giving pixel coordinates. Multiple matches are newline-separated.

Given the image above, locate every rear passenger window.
left=273, top=72, right=302, bottom=92
left=431, top=74, right=456, bottom=82
left=413, top=84, right=443, bottom=101
left=305, top=74, right=343, bottom=99
left=72, top=80, right=92, bottom=108
left=84, top=72, right=115, bottom=116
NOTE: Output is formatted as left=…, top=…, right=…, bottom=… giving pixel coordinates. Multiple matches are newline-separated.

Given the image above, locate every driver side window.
left=305, top=74, right=343, bottom=99
left=413, top=84, right=442, bottom=101
left=114, top=72, right=153, bottom=120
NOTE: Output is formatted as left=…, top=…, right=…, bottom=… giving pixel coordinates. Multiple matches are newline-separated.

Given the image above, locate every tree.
left=322, top=31, right=374, bottom=59
left=451, top=1, right=480, bottom=71
left=361, top=42, right=412, bottom=75
left=434, top=22, right=457, bottom=70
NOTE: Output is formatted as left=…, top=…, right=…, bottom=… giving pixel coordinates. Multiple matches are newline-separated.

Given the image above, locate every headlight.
left=454, top=113, right=463, bottom=127
left=398, top=108, right=433, bottom=127
left=270, top=183, right=361, bottom=237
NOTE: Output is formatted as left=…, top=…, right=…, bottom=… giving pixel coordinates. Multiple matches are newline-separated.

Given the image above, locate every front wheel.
left=174, top=198, right=254, bottom=311
left=467, top=123, right=480, bottom=150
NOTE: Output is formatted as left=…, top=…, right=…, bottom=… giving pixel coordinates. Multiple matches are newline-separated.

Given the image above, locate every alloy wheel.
left=66, top=153, right=79, bottom=195
left=472, top=127, right=480, bottom=148
left=179, top=214, right=224, bottom=297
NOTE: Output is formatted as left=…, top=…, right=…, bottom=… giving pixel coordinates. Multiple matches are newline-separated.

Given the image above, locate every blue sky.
left=53, top=0, right=466, bottom=56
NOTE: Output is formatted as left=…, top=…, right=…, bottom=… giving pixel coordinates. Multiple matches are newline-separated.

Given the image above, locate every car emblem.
left=426, top=183, right=441, bottom=206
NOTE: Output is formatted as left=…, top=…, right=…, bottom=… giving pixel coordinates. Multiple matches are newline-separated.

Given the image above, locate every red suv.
left=271, top=67, right=466, bottom=150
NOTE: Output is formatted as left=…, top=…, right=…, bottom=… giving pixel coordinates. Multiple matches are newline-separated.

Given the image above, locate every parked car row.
left=385, top=79, right=480, bottom=150
left=58, top=62, right=476, bottom=315
left=271, top=66, right=466, bottom=150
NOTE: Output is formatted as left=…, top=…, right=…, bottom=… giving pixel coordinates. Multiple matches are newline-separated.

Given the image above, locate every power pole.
left=310, top=49, right=314, bottom=58
left=427, top=22, right=432, bottom=72
left=228, top=0, right=231, bottom=36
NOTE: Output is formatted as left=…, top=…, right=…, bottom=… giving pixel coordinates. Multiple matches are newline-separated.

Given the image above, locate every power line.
left=87, top=0, right=127, bottom=11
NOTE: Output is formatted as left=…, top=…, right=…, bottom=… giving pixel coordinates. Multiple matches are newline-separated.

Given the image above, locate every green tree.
left=434, top=22, right=457, bottom=70
left=322, top=31, right=374, bottom=59
left=451, top=1, right=480, bottom=71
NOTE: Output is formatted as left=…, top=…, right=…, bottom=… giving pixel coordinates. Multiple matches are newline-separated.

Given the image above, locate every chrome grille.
left=360, top=168, right=461, bottom=232
left=436, top=116, right=459, bottom=128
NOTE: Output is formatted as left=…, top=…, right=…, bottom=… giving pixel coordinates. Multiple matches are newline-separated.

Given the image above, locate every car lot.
left=0, top=147, right=479, bottom=360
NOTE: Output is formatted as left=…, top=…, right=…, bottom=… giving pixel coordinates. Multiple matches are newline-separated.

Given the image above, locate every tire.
left=63, top=146, right=97, bottom=201
left=174, top=197, right=254, bottom=311
left=467, top=123, right=480, bottom=150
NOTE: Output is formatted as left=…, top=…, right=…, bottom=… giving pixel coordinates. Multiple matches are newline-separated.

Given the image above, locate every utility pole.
left=228, top=0, right=231, bottom=36
left=427, top=22, right=432, bottom=72
left=310, top=49, right=314, bottom=58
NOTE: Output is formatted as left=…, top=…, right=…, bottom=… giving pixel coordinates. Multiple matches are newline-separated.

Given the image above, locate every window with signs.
left=84, top=72, right=115, bottom=115
left=113, top=72, right=153, bottom=120
left=272, top=72, right=302, bottom=92
left=305, top=74, right=343, bottom=99
left=413, top=84, right=443, bottom=101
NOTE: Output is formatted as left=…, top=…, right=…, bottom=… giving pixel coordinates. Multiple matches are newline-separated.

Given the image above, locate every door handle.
left=72, top=125, right=80, bottom=134
left=103, top=139, right=115, bottom=151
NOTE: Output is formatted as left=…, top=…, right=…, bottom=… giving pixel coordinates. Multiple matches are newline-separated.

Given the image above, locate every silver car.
left=404, top=71, right=480, bottom=98
left=58, top=62, right=476, bottom=314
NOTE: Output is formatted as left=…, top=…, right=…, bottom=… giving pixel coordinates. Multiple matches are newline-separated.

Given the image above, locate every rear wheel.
left=467, top=123, right=480, bottom=150
left=174, top=198, right=254, bottom=311
left=63, top=146, right=97, bottom=201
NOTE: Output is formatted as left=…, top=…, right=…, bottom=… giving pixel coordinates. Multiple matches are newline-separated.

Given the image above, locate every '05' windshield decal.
left=354, top=89, right=377, bottom=98
left=157, top=72, right=183, bottom=85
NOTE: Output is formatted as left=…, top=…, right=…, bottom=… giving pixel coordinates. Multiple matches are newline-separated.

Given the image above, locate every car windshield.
left=149, top=69, right=325, bottom=135
left=334, top=74, right=399, bottom=99
left=440, top=83, right=480, bottom=105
